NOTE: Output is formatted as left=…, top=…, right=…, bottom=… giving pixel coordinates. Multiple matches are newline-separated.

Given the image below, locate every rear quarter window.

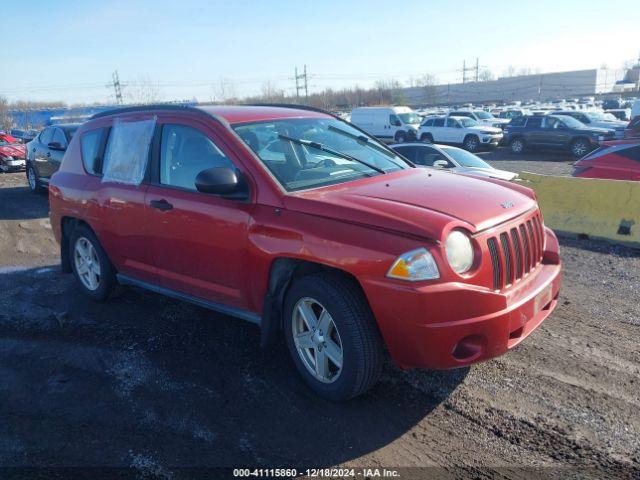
left=80, top=129, right=104, bottom=175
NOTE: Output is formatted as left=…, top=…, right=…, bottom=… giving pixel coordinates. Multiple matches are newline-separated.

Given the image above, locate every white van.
left=350, top=106, right=421, bottom=143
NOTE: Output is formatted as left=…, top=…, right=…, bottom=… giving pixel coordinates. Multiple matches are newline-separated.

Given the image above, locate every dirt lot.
left=1, top=154, right=638, bottom=479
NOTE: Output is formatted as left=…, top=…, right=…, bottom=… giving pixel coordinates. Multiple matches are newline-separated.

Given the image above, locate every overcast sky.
left=3, top=0, right=639, bottom=104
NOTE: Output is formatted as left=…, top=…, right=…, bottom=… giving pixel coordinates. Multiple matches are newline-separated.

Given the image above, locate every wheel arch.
left=259, top=257, right=369, bottom=348
left=59, top=216, right=96, bottom=273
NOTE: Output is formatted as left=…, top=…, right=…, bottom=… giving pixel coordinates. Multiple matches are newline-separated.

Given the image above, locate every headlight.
left=4, top=156, right=14, bottom=161
left=387, top=248, right=439, bottom=281
left=445, top=230, right=474, bottom=274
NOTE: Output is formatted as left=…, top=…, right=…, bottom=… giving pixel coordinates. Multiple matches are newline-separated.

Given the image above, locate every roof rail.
left=247, top=103, right=338, bottom=118
left=89, top=103, right=199, bottom=120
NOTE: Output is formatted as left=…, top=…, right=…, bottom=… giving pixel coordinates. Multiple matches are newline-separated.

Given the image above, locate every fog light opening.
left=452, top=334, right=485, bottom=362
left=509, top=326, right=524, bottom=340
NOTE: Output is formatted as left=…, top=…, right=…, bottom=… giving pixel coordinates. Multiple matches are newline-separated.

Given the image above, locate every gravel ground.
left=0, top=169, right=638, bottom=479
left=477, top=149, right=575, bottom=176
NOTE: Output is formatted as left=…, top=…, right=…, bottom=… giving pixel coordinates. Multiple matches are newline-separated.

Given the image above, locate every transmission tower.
left=293, top=65, right=309, bottom=100
left=107, top=70, right=124, bottom=104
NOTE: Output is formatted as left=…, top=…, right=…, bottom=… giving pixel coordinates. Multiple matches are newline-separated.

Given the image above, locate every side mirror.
left=47, top=141, right=66, bottom=151
left=195, top=167, right=247, bottom=198
left=433, top=160, right=449, bottom=169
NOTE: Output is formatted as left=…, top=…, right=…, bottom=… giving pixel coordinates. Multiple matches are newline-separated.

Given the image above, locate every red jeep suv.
left=49, top=105, right=561, bottom=401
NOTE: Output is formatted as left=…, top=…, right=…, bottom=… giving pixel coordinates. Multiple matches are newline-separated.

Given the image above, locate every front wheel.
left=463, top=135, right=480, bottom=152
left=394, top=131, right=407, bottom=143
left=510, top=137, right=526, bottom=154
left=284, top=272, right=383, bottom=402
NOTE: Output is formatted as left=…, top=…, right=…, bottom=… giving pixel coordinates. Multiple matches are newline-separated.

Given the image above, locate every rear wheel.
left=570, top=138, right=591, bottom=158
left=420, top=133, right=434, bottom=143
left=510, top=137, right=526, bottom=154
left=284, top=272, right=383, bottom=402
left=69, top=225, right=120, bottom=301
left=463, top=135, right=480, bottom=152
left=26, top=163, right=45, bottom=193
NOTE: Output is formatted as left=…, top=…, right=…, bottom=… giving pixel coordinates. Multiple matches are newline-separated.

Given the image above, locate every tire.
left=394, top=131, right=407, bottom=143
left=420, top=133, right=434, bottom=143
left=510, top=137, right=526, bottom=154
left=463, top=135, right=480, bottom=152
left=26, top=163, right=46, bottom=193
left=284, top=272, right=383, bottom=402
left=570, top=138, right=591, bottom=158
left=69, top=225, right=120, bottom=301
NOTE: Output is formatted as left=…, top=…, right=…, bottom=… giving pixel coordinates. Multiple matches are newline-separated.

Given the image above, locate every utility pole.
left=475, top=58, right=479, bottom=83
left=107, top=70, right=123, bottom=105
left=462, top=60, right=466, bottom=84
left=293, top=65, right=309, bottom=101
left=461, top=60, right=477, bottom=84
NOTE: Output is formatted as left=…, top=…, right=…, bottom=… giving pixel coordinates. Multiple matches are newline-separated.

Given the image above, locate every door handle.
left=150, top=199, right=173, bottom=211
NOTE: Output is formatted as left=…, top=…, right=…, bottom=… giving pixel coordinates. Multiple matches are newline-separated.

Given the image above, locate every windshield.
left=558, top=116, right=585, bottom=128
left=459, top=118, right=479, bottom=127
left=233, top=118, right=410, bottom=191
left=440, top=146, right=491, bottom=168
left=398, top=112, right=421, bottom=124
left=474, top=111, right=494, bottom=120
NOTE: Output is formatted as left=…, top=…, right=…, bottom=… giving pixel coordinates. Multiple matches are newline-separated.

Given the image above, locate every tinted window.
left=63, top=126, right=78, bottom=141
left=526, top=117, right=543, bottom=128
left=40, top=128, right=54, bottom=145
left=422, top=118, right=434, bottom=127
left=619, top=145, right=640, bottom=162
left=392, top=146, right=416, bottom=162
left=451, top=112, right=472, bottom=118
left=510, top=116, right=527, bottom=127
left=389, top=114, right=401, bottom=126
left=52, top=128, right=67, bottom=147
left=160, top=124, right=235, bottom=191
left=433, top=118, right=445, bottom=127
left=80, top=129, right=103, bottom=175
left=414, top=146, right=451, bottom=167
left=445, top=118, right=458, bottom=128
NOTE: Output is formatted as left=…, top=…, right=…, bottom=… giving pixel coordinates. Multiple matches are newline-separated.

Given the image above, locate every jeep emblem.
left=501, top=201, right=515, bottom=209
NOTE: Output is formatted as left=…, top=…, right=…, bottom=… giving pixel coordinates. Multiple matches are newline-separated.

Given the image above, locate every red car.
left=0, top=132, right=27, bottom=172
left=624, top=115, right=640, bottom=139
left=49, top=105, right=561, bottom=401
left=572, top=140, right=640, bottom=180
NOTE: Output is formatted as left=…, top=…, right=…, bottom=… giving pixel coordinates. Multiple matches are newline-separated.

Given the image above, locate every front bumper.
left=0, top=158, right=26, bottom=170
left=481, top=134, right=503, bottom=145
left=362, top=228, right=562, bottom=370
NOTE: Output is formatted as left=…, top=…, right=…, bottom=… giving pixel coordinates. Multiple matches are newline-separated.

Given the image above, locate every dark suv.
left=502, top=115, right=616, bottom=158
left=26, top=123, right=80, bottom=192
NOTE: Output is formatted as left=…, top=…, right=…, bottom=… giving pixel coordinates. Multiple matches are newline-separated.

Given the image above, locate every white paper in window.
left=102, top=117, right=156, bottom=185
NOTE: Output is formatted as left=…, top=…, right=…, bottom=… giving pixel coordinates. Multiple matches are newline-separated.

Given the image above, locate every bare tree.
left=0, top=96, right=12, bottom=131
left=259, top=81, right=285, bottom=103
left=478, top=69, right=494, bottom=82
left=503, top=65, right=517, bottom=77
left=211, top=77, right=238, bottom=104
left=126, top=76, right=163, bottom=104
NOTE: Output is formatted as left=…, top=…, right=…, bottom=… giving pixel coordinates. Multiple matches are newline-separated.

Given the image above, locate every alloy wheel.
left=27, top=167, right=36, bottom=190
left=74, top=237, right=101, bottom=291
left=292, top=297, right=344, bottom=384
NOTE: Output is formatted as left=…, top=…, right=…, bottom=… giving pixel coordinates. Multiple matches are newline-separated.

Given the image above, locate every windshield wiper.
left=278, top=134, right=387, bottom=175
left=327, top=125, right=414, bottom=168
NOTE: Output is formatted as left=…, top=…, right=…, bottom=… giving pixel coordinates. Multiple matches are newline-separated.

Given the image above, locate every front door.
left=145, top=119, right=253, bottom=311
left=33, top=127, right=54, bottom=180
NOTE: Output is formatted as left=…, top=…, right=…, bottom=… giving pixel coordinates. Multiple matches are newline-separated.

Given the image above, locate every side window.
left=40, top=128, right=54, bottom=145
left=414, top=147, right=452, bottom=167
left=160, top=124, right=235, bottom=191
left=445, top=118, right=458, bottom=128
left=52, top=128, right=67, bottom=147
left=526, top=117, right=542, bottom=128
left=389, top=114, right=401, bottom=126
left=422, top=118, right=434, bottom=127
left=510, top=117, right=526, bottom=127
left=619, top=145, right=640, bottom=162
left=433, top=118, right=445, bottom=127
left=393, top=146, right=415, bottom=162
left=80, top=129, right=103, bottom=175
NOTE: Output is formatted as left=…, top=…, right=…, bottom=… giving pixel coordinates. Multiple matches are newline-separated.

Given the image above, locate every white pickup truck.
left=416, top=116, right=503, bottom=152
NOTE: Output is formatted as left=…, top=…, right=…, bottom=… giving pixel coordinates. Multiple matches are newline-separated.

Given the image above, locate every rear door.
left=144, top=115, right=254, bottom=311
left=524, top=117, right=546, bottom=146
left=443, top=118, right=462, bottom=143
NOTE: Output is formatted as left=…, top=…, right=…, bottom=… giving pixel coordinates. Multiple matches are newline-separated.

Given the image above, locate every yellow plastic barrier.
left=519, top=172, right=640, bottom=248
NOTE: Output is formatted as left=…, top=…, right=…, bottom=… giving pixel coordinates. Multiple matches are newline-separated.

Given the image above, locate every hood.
left=0, top=144, right=26, bottom=158
left=589, top=121, right=627, bottom=131
left=469, top=125, right=503, bottom=134
left=454, top=166, right=518, bottom=181
left=284, top=168, right=535, bottom=241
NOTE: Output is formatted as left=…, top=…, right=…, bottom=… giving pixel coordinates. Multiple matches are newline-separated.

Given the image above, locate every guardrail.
left=519, top=172, right=640, bottom=248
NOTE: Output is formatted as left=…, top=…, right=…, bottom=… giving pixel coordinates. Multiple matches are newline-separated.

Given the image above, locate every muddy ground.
left=0, top=153, right=638, bottom=479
